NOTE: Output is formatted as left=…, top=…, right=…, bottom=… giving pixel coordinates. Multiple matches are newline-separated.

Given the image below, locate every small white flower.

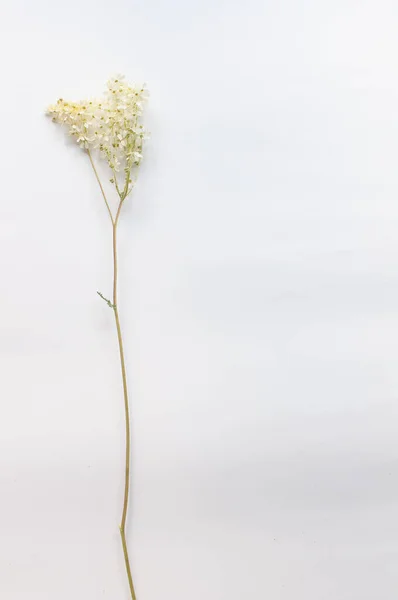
left=47, top=75, right=149, bottom=193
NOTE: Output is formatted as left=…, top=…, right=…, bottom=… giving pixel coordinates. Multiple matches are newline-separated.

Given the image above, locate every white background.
left=1, top=0, right=398, bottom=598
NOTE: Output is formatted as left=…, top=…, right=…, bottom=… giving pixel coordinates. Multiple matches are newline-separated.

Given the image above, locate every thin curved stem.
left=112, top=167, right=122, bottom=198
left=87, top=149, right=114, bottom=225
left=112, top=219, right=137, bottom=600
left=89, top=152, right=137, bottom=599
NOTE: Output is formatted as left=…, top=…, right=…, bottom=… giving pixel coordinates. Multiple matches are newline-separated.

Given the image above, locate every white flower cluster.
left=48, top=75, right=148, bottom=192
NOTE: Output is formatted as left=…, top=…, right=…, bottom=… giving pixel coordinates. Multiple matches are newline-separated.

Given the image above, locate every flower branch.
left=47, top=75, right=148, bottom=600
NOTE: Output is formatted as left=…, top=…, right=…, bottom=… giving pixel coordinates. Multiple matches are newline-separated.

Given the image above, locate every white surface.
left=1, top=0, right=398, bottom=598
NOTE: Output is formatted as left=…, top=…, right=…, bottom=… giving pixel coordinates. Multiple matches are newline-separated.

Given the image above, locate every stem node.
left=97, top=291, right=116, bottom=309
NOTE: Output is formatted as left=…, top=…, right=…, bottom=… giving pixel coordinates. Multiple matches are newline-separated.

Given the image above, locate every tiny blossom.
left=47, top=75, right=148, bottom=194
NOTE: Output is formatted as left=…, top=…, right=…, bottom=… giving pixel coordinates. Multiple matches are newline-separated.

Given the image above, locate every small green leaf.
left=97, top=291, right=116, bottom=309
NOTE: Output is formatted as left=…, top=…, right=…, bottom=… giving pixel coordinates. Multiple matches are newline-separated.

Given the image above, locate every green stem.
left=89, top=151, right=137, bottom=599
left=112, top=218, right=137, bottom=600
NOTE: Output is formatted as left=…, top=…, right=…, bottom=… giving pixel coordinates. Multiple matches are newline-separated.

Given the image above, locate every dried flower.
left=47, top=75, right=148, bottom=196
left=46, top=75, right=150, bottom=600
